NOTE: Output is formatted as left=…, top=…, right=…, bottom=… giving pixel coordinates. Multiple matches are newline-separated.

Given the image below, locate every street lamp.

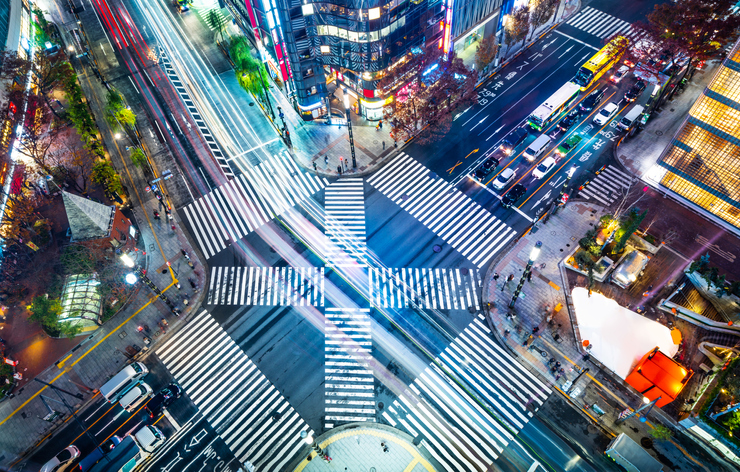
left=300, top=431, right=331, bottom=463
left=120, top=254, right=178, bottom=314
left=343, top=90, right=357, bottom=169
left=509, top=241, right=542, bottom=308
left=616, top=395, right=662, bottom=424
left=125, top=273, right=138, bottom=284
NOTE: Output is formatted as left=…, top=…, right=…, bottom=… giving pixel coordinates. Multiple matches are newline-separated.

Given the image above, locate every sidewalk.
left=481, top=202, right=736, bottom=471
left=286, top=423, right=440, bottom=472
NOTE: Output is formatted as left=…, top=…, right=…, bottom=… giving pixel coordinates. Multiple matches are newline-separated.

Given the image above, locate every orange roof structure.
left=625, top=347, right=693, bottom=408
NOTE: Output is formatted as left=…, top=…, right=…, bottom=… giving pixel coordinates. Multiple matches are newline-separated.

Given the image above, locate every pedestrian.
left=493, top=272, right=500, bottom=281
left=313, top=161, right=318, bottom=171
left=337, top=165, right=342, bottom=175
left=324, top=155, right=329, bottom=164
left=532, top=326, right=539, bottom=335
left=507, top=274, right=515, bottom=282
left=382, top=140, right=386, bottom=149
left=171, top=224, right=176, bottom=231
left=527, top=272, right=533, bottom=282
left=394, top=141, right=398, bottom=148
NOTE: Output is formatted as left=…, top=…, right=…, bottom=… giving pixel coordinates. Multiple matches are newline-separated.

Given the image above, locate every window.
left=310, top=86, right=317, bottom=95
left=301, top=4, right=313, bottom=15
left=320, top=45, right=331, bottom=54
left=368, top=7, right=380, bottom=20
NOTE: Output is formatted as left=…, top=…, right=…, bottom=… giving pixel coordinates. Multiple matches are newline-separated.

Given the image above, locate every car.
left=502, top=184, right=526, bottom=208
left=76, top=437, right=121, bottom=471
left=557, top=110, right=581, bottom=132
left=145, top=383, right=182, bottom=417
left=532, top=156, right=557, bottom=180
left=41, top=446, right=80, bottom=472
left=592, top=102, right=620, bottom=126
left=610, top=65, right=630, bottom=83
left=119, top=382, right=153, bottom=412
left=624, top=80, right=646, bottom=102
left=172, top=0, right=189, bottom=12
left=492, top=168, right=516, bottom=191
left=473, top=157, right=499, bottom=182
left=555, top=134, right=583, bottom=156
left=499, top=127, right=529, bottom=155
left=579, top=89, right=605, bottom=112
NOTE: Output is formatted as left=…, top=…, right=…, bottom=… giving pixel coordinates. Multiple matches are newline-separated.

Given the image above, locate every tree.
left=0, top=190, right=41, bottom=245
left=28, top=295, right=80, bottom=337
left=529, top=0, right=559, bottom=39
left=380, top=43, right=477, bottom=144
left=58, top=135, right=97, bottom=193
left=91, top=161, right=124, bottom=195
left=614, top=208, right=648, bottom=254
left=475, top=35, right=498, bottom=72
left=130, top=147, right=147, bottom=169
left=15, top=94, right=57, bottom=173
left=649, top=425, right=674, bottom=440
left=504, top=6, right=530, bottom=48
left=631, top=0, right=740, bottom=72
left=207, top=10, right=227, bottom=44
left=575, top=250, right=596, bottom=296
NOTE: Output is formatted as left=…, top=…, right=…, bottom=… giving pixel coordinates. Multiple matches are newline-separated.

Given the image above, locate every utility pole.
left=509, top=241, right=542, bottom=308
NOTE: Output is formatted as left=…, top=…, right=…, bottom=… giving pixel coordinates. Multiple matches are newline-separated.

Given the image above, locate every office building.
left=656, top=38, right=740, bottom=231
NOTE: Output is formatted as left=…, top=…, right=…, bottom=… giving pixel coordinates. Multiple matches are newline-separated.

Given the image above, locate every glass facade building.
left=657, top=38, right=740, bottom=230
left=225, top=0, right=501, bottom=120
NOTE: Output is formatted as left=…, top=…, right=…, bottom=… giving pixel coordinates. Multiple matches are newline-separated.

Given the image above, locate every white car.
left=492, top=168, right=516, bottom=190
left=532, top=157, right=557, bottom=180
left=610, top=65, right=630, bottom=83
left=119, top=382, right=153, bottom=412
left=40, top=446, right=80, bottom=472
left=593, top=102, right=619, bottom=126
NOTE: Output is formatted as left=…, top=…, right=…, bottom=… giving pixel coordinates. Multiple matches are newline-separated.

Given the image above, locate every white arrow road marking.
left=530, top=190, right=552, bottom=210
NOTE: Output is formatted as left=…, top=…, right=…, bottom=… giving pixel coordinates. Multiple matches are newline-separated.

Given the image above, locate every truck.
left=605, top=433, right=663, bottom=472
left=87, top=426, right=166, bottom=472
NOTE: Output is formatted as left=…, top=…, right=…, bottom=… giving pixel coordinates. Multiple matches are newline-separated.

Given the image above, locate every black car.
left=502, top=184, right=526, bottom=208
left=145, top=384, right=182, bottom=418
left=474, top=157, right=499, bottom=182
left=557, top=110, right=581, bottom=132
left=624, top=80, right=646, bottom=102
left=579, top=89, right=605, bottom=112
left=500, top=127, right=529, bottom=155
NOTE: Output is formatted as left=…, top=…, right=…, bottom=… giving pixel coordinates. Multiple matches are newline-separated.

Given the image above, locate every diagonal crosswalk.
left=566, top=6, right=646, bottom=41
left=578, top=165, right=633, bottom=206
left=381, top=315, right=551, bottom=472
left=183, top=152, right=328, bottom=259
left=368, top=153, right=516, bottom=268
left=157, top=310, right=313, bottom=471
left=195, top=5, right=232, bottom=32
left=368, top=267, right=481, bottom=311
left=324, top=308, right=375, bottom=428
left=324, top=179, right=368, bottom=268
left=207, top=266, right=325, bottom=306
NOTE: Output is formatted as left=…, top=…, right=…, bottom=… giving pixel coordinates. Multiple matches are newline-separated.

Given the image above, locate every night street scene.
left=4, top=0, right=740, bottom=471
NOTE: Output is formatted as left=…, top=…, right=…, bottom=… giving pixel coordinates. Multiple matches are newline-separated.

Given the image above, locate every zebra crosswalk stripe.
left=382, top=314, right=551, bottom=472
left=368, top=153, right=516, bottom=268
left=324, top=179, right=368, bottom=268
left=206, top=266, right=324, bottom=306
left=183, top=152, right=328, bottom=259
left=566, top=7, right=640, bottom=40
left=156, top=310, right=313, bottom=470
left=579, top=165, right=633, bottom=205
left=325, top=308, right=375, bottom=428
left=368, top=267, right=480, bottom=310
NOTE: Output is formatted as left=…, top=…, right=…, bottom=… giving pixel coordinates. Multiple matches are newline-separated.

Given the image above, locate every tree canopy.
left=504, top=6, right=530, bottom=47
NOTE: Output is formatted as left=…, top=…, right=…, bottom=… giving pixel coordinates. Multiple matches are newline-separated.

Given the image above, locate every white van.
left=617, top=105, right=645, bottom=131
left=523, top=135, right=552, bottom=162
left=100, top=362, right=149, bottom=403
left=612, top=250, right=649, bottom=288
left=134, top=425, right=166, bottom=454
left=119, top=382, right=153, bottom=412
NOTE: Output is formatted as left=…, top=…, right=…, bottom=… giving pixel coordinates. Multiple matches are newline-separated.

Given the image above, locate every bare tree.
left=475, top=35, right=498, bottom=73
left=504, top=6, right=530, bottom=48
left=529, top=0, right=560, bottom=39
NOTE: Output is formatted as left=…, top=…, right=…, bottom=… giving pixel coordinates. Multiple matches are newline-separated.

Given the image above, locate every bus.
left=527, top=82, right=581, bottom=131
left=572, top=36, right=629, bottom=91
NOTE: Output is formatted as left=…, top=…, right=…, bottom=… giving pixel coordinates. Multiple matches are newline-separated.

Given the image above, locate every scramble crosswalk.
left=324, top=179, right=368, bottom=268
left=578, top=165, right=633, bottom=206
left=368, top=153, right=516, bottom=268
left=566, top=7, right=646, bottom=41
left=195, top=5, right=232, bottom=32
left=156, top=309, right=313, bottom=471
left=368, top=267, right=481, bottom=311
left=206, top=266, right=324, bottom=306
left=183, top=152, right=328, bottom=259
left=381, top=315, right=551, bottom=472
left=324, top=308, right=375, bottom=428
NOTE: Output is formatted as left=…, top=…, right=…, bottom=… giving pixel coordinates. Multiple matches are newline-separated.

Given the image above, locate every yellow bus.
left=572, top=36, right=629, bottom=91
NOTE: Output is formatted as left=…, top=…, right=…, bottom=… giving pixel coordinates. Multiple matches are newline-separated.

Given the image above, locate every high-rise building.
left=656, top=38, right=740, bottom=231
left=224, top=0, right=503, bottom=120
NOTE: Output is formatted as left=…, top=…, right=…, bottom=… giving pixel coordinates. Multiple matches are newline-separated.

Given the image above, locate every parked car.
left=41, top=446, right=80, bottom=472
left=492, top=168, right=516, bottom=191
left=473, top=157, right=499, bottom=182
left=557, top=110, right=581, bottom=132
left=145, top=383, right=182, bottom=418
left=555, top=134, right=583, bottom=156
left=612, top=250, right=650, bottom=288
left=593, top=102, right=620, bottom=126
left=610, top=65, right=630, bottom=83
left=624, top=80, right=646, bottom=102
left=502, top=184, right=526, bottom=208
left=579, top=89, right=605, bottom=112
left=499, top=127, right=529, bottom=155
left=532, top=156, right=557, bottom=180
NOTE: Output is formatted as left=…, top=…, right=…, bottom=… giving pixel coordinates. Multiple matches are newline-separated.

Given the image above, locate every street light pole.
left=277, top=106, right=292, bottom=148
left=343, top=90, right=357, bottom=168
left=509, top=241, right=542, bottom=308
left=616, top=395, right=662, bottom=424
left=301, top=431, right=331, bottom=463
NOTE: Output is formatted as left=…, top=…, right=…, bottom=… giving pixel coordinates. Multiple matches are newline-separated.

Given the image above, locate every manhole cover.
left=461, top=268, right=469, bottom=275
left=433, top=245, right=442, bottom=253
left=551, top=231, right=557, bottom=235
left=378, top=402, right=384, bottom=410
left=641, top=437, right=654, bottom=449
left=249, top=102, right=255, bottom=106
left=655, top=130, right=663, bottom=136
left=374, top=140, right=379, bottom=144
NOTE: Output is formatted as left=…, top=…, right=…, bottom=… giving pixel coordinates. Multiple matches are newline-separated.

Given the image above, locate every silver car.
left=492, top=168, right=516, bottom=190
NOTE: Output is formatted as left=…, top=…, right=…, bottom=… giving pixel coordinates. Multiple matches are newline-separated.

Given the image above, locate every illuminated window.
left=368, top=7, right=381, bottom=20
left=320, top=45, right=331, bottom=54
left=301, top=4, right=314, bottom=15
